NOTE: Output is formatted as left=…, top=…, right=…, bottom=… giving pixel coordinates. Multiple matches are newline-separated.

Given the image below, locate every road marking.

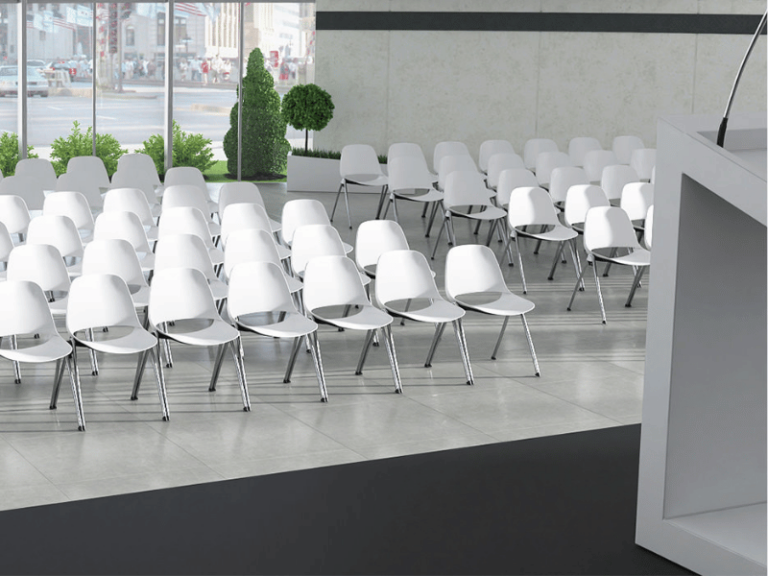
left=48, top=106, right=62, bottom=110
left=97, top=115, right=117, bottom=120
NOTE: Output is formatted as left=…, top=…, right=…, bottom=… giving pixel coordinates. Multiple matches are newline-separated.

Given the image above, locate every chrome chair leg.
left=424, top=322, right=446, bottom=367
left=568, top=239, right=585, bottom=291
left=514, top=237, right=528, bottom=294
left=307, top=333, right=328, bottom=402
left=11, top=335, right=21, bottom=383
left=421, top=202, right=429, bottom=218
left=431, top=217, right=447, bottom=260
left=521, top=314, right=540, bottom=376
left=425, top=201, right=440, bottom=238
left=343, top=182, right=353, bottom=229
left=446, top=214, right=457, bottom=246
left=131, top=349, right=150, bottom=400
left=162, top=322, right=174, bottom=368
left=375, top=186, right=389, bottom=219
left=284, top=336, right=303, bottom=383
left=453, top=319, right=474, bottom=385
left=208, top=343, right=228, bottom=391
left=491, top=316, right=509, bottom=360
left=355, top=329, right=376, bottom=375
left=67, top=347, right=86, bottom=431
left=381, top=325, right=402, bottom=393
left=625, top=266, right=646, bottom=307
left=149, top=347, right=170, bottom=421
left=602, top=247, right=619, bottom=277
left=547, top=242, right=564, bottom=280
left=50, top=357, right=65, bottom=409
left=592, top=260, right=607, bottom=324
left=567, top=263, right=589, bottom=312
left=330, top=181, right=344, bottom=223
left=230, top=336, right=251, bottom=411
left=87, top=328, right=99, bottom=375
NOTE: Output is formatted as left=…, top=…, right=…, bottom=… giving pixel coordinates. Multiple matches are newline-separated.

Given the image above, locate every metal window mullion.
left=17, top=0, right=27, bottom=160
left=237, top=1, right=243, bottom=181
left=91, top=1, right=96, bottom=155
left=164, top=0, right=174, bottom=174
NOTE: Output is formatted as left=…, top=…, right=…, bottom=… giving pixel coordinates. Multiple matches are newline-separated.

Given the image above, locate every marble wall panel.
left=539, top=0, right=698, bottom=13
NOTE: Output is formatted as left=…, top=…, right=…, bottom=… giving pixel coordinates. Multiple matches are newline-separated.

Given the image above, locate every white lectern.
left=636, top=112, right=767, bottom=575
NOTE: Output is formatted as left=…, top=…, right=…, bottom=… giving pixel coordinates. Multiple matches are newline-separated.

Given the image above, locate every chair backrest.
left=0, top=280, right=62, bottom=338
left=0, top=175, right=46, bottom=211
left=162, top=184, right=213, bottom=220
left=81, top=238, right=147, bottom=287
left=220, top=202, right=272, bottom=247
left=14, top=158, right=57, bottom=191
left=388, top=142, right=427, bottom=164
left=281, top=198, right=331, bottom=245
left=7, top=243, right=71, bottom=292
left=0, top=221, right=13, bottom=262
left=650, top=165, right=656, bottom=184
left=564, top=184, right=610, bottom=228
left=291, top=223, right=346, bottom=276
left=355, top=219, right=409, bottom=275
left=495, top=168, right=541, bottom=207
left=433, top=141, right=470, bottom=174
left=376, top=249, right=442, bottom=306
left=223, top=228, right=282, bottom=280
left=93, top=210, right=152, bottom=253
left=445, top=244, right=509, bottom=299
left=110, top=169, right=160, bottom=206
left=583, top=206, right=641, bottom=253
left=612, top=135, right=645, bottom=165
left=218, top=182, right=265, bottom=215
left=438, top=154, right=478, bottom=190
left=26, top=214, right=84, bottom=259
left=149, top=267, right=220, bottom=326
left=158, top=206, right=216, bottom=249
left=43, top=191, right=94, bottom=232
left=535, top=151, right=573, bottom=187
left=523, top=138, right=558, bottom=169
left=154, top=233, right=217, bottom=282
left=548, top=166, right=589, bottom=205
left=340, top=144, right=383, bottom=179
left=56, top=171, right=104, bottom=209
left=444, top=171, right=494, bottom=209
left=303, top=255, right=371, bottom=312
left=104, top=187, right=155, bottom=227
left=479, top=140, right=515, bottom=173
left=486, top=153, right=525, bottom=189
left=583, top=150, right=619, bottom=182
left=66, top=156, right=110, bottom=189
left=228, top=261, right=298, bottom=319
left=507, top=186, right=560, bottom=228
left=630, top=148, right=656, bottom=181
left=0, top=195, right=32, bottom=236
left=620, top=182, right=654, bottom=221
left=387, top=155, right=435, bottom=192
left=67, top=273, right=144, bottom=335
left=568, top=137, right=602, bottom=167
left=163, top=166, right=208, bottom=195
left=601, top=164, right=639, bottom=201
left=117, top=153, right=161, bottom=186
left=644, top=205, right=654, bottom=249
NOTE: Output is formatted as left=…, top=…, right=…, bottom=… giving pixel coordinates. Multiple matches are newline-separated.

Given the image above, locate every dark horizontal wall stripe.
left=317, top=11, right=766, bottom=35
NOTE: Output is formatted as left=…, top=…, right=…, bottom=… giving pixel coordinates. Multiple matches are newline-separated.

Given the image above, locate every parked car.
left=45, top=61, right=76, bottom=81
left=0, top=66, right=49, bottom=97
left=27, top=59, right=46, bottom=71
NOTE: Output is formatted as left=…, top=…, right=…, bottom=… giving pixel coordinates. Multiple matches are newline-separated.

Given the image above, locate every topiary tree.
left=223, top=48, right=289, bottom=178
left=281, top=83, right=334, bottom=153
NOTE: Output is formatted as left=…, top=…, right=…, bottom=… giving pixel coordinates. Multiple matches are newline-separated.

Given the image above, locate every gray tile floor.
left=0, top=183, right=649, bottom=511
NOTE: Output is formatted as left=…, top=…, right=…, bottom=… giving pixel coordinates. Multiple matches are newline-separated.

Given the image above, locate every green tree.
left=223, top=48, right=289, bottom=178
left=136, top=120, right=215, bottom=178
left=281, top=83, right=334, bottom=153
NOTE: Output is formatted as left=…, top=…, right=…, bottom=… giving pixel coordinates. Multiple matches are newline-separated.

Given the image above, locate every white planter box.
left=287, top=155, right=386, bottom=194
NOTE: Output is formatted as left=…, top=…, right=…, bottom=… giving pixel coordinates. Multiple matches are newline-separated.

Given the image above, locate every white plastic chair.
left=93, top=211, right=155, bottom=272
left=376, top=249, right=474, bottom=385
left=148, top=267, right=251, bottom=410
left=220, top=202, right=276, bottom=247
left=227, top=261, right=327, bottom=401
left=26, top=214, right=84, bottom=276
left=535, top=151, right=573, bottom=188
left=601, top=164, right=639, bottom=202
left=162, top=184, right=221, bottom=237
left=612, top=135, right=645, bottom=165
left=437, top=154, right=480, bottom=192
left=56, top=171, right=104, bottom=210
left=583, top=150, right=619, bottom=183
left=567, top=206, right=651, bottom=323
left=433, top=141, right=471, bottom=174
left=486, top=153, right=526, bottom=191
left=218, top=181, right=281, bottom=234
left=0, top=280, right=84, bottom=430
left=0, top=195, right=31, bottom=243
left=620, top=182, right=654, bottom=224
left=355, top=219, right=410, bottom=279
left=223, top=228, right=302, bottom=294
left=548, top=166, right=589, bottom=207
left=117, top=153, right=161, bottom=187
left=384, top=155, right=444, bottom=232
left=495, top=168, right=539, bottom=208
left=110, top=170, right=161, bottom=216
left=0, top=221, right=12, bottom=279
left=154, top=234, right=228, bottom=302
left=523, top=138, right=558, bottom=170
left=43, top=191, right=95, bottom=242
left=630, top=148, right=657, bottom=182
left=66, top=273, right=169, bottom=421
left=302, top=255, right=402, bottom=393
left=445, top=244, right=539, bottom=374
left=15, top=158, right=57, bottom=192
left=157, top=206, right=224, bottom=265
left=333, top=144, right=388, bottom=229
left=650, top=166, right=656, bottom=184
left=568, top=137, right=602, bottom=167
left=164, top=166, right=217, bottom=214
left=431, top=171, right=507, bottom=260
left=0, top=175, right=46, bottom=211
left=644, top=205, right=654, bottom=249
left=291, top=224, right=367, bottom=288
left=104, top=187, right=159, bottom=241
left=564, top=184, right=610, bottom=234
left=503, top=186, right=581, bottom=294
left=82, top=238, right=151, bottom=310
left=67, top=156, right=111, bottom=189
left=6, top=243, right=72, bottom=317
left=281, top=198, right=352, bottom=253
left=388, top=142, right=435, bottom=177
left=479, top=140, right=515, bottom=174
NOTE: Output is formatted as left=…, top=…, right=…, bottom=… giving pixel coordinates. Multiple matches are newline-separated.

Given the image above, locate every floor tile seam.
left=50, top=463, right=229, bottom=492
left=0, top=439, right=67, bottom=491
left=483, top=418, right=625, bottom=441
left=210, top=447, right=371, bottom=478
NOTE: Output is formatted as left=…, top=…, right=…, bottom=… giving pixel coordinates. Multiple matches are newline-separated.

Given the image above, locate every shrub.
left=49, top=121, right=126, bottom=176
left=281, top=83, right=334, bottom=153
left=136, top=120, right=216, bottom=178
left=0, top=132, right=37, bottom=176
left=223, top=47, right=290, bottom=179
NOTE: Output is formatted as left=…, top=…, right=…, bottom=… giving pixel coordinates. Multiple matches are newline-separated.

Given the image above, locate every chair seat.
left=269, top=217, right=282, bottom=233
left=515, top=223, right=578, bottom=242
left=65, top=262, right=83, bottom=277
left=393, top=188, right=444, bottom=203
left=237, top=312, right=317, bottom=339
left=0, top=334, right=71, bottom=363
left=313, top=305, right=393, bottom=331
left=129, top=285, right=151, bottom=308
left=284, top=273, right=303, bottom=294
left=344, top=174, right=388, bottom=187
left=207, top=222, right=221, bottom=237
left=209, top=278, right=228, bottom=301
left=453, top=291, right=535, bottom=316
left=144, top=226, right=159, bottom=242
left=49, top=297, right=69, bottom=316
left=449, top=205, right=506, bottom=221
left=276, top=244, right=291, bottom=261
left=73, top=326, right=156, bottom=355
left=158, top=317, right=239, bottom=347
left=594, top=247, right=651, bottom=267
left=385, top=299, right=465, bottom=324
left=138, top=253, right=155, bottom=272
left=208, top=248, right=224, bottom=265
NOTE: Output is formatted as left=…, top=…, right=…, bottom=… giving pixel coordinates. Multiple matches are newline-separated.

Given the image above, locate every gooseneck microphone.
left=717, top=10, right=767, bottom=147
